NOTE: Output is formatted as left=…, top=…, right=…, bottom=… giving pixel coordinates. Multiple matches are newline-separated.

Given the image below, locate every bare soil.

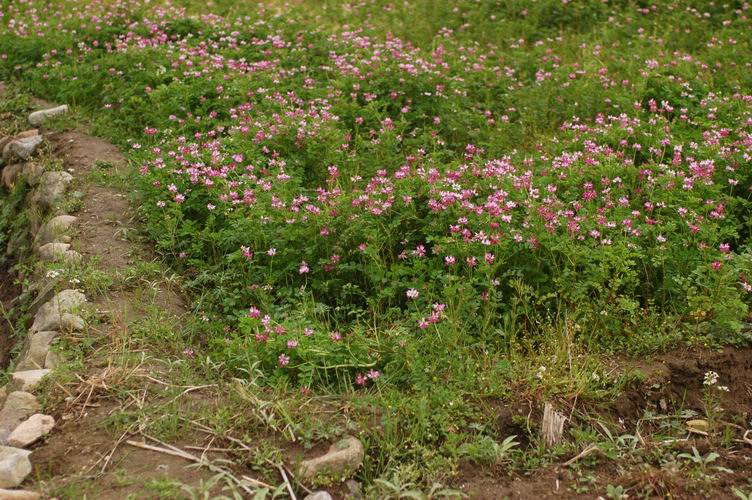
left=26, top=129, right=219, bottom=497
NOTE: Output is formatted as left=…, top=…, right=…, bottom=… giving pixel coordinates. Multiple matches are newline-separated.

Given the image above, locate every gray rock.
left=0, top=393, right=40, bottom=441
left=16, top=331, right=59, bottom=371
left=44, top=351, right=62, bottom=369
left=35, top=215, right=77, bottom=247
left=345, top=480, right=363, bottom=499
left=30, top=289, right=87, bottom=333
left=25, top=278, right=63, bottom=318
left=36, top=242, right=82, bottom=264
left=6, top=414, right=55, bottom=448
left=0, top=130, right=38, bottom=161
left=31, top=171, right=73, bottom=210
left=0, top=489, right=41, bottom=499
left=21, top=162, right=45, bottom=187
left=28, top=105, right=68, bottom=126
left=2, top=136, right=43, bottom=163
left=304, top=492, right=333, bottom=500
left=0, top=447, right=32, bottom=488
left=1, top=164, right=23, bottom=189
left=9, top=370, right=51, bottom=393
left=298, top=436, right=364, bottom=483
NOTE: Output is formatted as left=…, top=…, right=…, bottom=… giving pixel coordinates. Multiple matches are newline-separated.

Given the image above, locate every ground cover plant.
left=1, top=0, right=752, bottom=496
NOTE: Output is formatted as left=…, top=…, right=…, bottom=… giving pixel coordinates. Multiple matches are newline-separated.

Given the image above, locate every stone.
left=28, top=105, right=68, bottom=126
left=345, top=480, right=363, bottom=499
left=1, top=164, right=23, bottom=189
left=36, top=242, right=82, bottom=264
left=0, top=489, right=41, bottom=499
left=35, top=215, right=77, bottom=247
left=6, top=414, right=55, bottom=448
left=298, top=436, right=364, bottom=483
left=303, top=492, right=333, bottom=500
left=21, top=163, right=44, bottom=187
left=9, top=371, right=51, bottom=393
left=44, top=351, right=62, bottom=369
left=25, top=278, right=64, bottom=317
left=0, top=131, right=37, bottom=163
left=2, top=136, right=43, bottom=163
left=30, top=289, right=87, bottom=333
left=0, top=393, right=40, bottom=441
left=16, top=331, right=59, bottom=371
left=0, top=447, right=32, bottom=488
left=30, top=171, right=73, bottom=210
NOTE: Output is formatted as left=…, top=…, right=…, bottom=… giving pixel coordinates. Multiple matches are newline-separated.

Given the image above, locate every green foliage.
left=3, top=0, right=751, bottom=490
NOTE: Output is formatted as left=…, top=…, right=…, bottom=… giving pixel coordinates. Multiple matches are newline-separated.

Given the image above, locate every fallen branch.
left=563, top=443, right=599, bottom=467
left=125, top=434, right=256, bottom=496
left=277, top=463, right=297, bottom=500
left=185, top=418, right=312, bottom=495
left=126, top=439, right=194, bottom=461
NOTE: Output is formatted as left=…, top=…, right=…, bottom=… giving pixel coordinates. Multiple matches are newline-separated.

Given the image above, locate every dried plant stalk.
left=542, top=402, right=567, bottom=447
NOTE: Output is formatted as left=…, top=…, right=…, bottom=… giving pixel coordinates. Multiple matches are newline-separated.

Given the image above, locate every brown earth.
left=24, top=127, right=224, bottom=498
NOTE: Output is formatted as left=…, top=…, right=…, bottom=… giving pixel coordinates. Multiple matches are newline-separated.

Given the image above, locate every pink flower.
left=278, top=354, right=290, bottom=366
left=406, top=288, right=419, bottom=299
left=355, top=373, right=367, bottom=386
left=330, top=331, right=342, bottom=341
left=711, top=261, right=722, bottom=271
left=299, top=261, right=310, bottom=274
left=287, top=340, right=298, bottom=349
left=248, top=306, right=261, bottom=318
left=367, top=369, right=381, bottom=380
left=267, top=248, right=277, bottom=256
left=445, top=255, right=456, bottom=266
left=303, top=327, right=314, bottom=337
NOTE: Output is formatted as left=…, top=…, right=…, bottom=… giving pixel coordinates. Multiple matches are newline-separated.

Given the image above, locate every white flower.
left=703, top=370, right=719, bottom=387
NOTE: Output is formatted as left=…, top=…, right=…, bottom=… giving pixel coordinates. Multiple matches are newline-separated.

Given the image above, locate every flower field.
left=2, top=0, right=752, bottom=494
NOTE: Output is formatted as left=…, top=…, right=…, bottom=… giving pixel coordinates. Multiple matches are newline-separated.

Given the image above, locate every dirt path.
left=20, top=128, right=220, bottom=497
left=27, top=132, right=217, bottom=499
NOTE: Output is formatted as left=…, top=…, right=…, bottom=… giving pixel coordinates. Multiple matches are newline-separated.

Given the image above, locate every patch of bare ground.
left=454, top=347, right=752, bottom=498
left=27, top=130, right=225, bottom=497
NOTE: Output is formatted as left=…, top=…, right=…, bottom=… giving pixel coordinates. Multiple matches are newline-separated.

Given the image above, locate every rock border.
left=0, top=105, right=78, bottom=498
